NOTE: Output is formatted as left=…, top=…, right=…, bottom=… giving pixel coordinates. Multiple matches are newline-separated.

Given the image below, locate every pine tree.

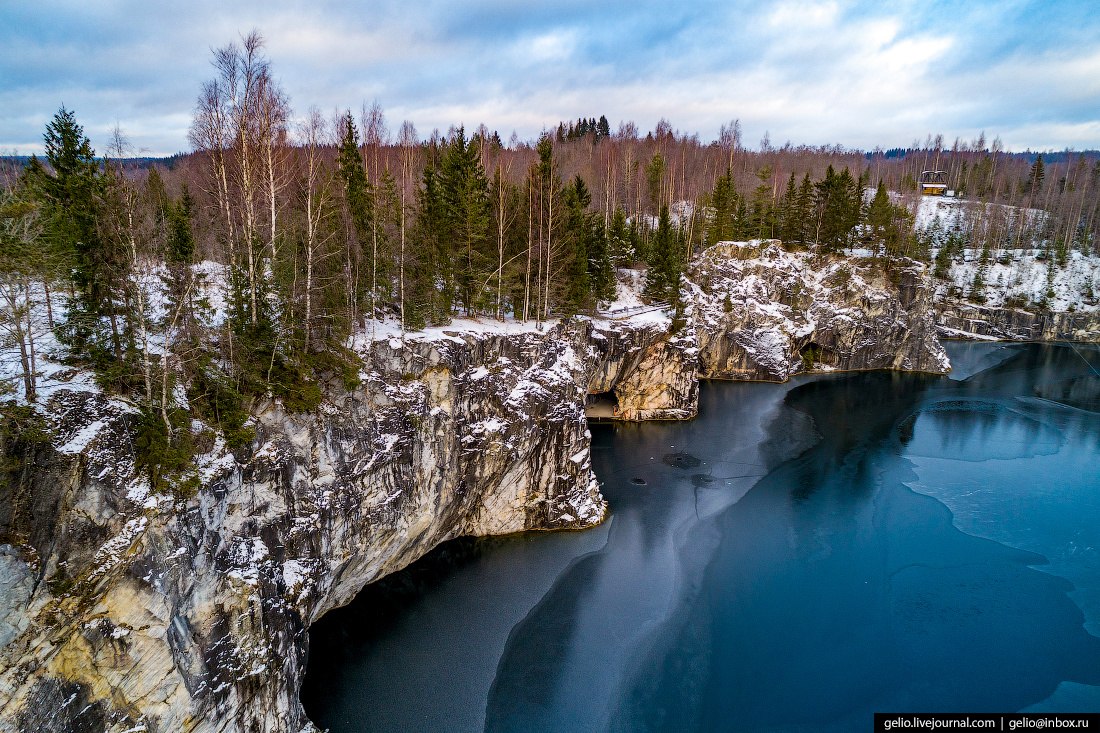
left=439, top=128, right=491, bottom=315
left=336, top=112, right=373, bottom=320
left=778, top=172, right=798, bottom=245
left=34, top=107, right=116, bottom=359
left=644, top=206, right=681, bottom=303
left=865, top=181, right=893, bottom=257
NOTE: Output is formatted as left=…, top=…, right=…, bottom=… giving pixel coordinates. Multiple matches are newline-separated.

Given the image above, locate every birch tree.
left=0, top=186, right=45, bottom=401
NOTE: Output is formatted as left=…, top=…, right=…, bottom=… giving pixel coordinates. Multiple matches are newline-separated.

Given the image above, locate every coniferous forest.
left=2, top=32, right=1099, bottom=491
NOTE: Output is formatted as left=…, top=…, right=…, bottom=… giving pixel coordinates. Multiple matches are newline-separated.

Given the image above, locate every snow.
left=227, top=537, right=270, bottom=586
left=912, top=196, right=1099, bottom=313
left=596, top=268, right=672, bottom=327
left=938, top=325, right=1002, bottom=341
left=352, top=315, right=562, bottom=349
left=607, top=269, right=647, bottom=311
left=843, top=248, right=875, bottom=258
left=913, top=195, right=1047, bottom=233
left=88, top=516, right=149, bottom=582
left=934, top=248, right=1100, bottom=312
left=281, top=559, right=314, bottom=591
left=125, top=479, right=152, bottom=506
left=476, top=417, right=506, bottom=433
left=57, top=420, right=106, bottom=454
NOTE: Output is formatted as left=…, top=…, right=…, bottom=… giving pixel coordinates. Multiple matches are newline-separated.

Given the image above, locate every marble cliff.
left=0, top=242, right=948, bottom=732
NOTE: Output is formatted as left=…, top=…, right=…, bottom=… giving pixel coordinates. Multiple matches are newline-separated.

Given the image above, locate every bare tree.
left=297, top=107, right=338, bottom=348
left=190, top=30, right=289, bottom=328
left=258, top=73, right=291, bottom=266
left=398, top=120, right=418, bottom=331
left=0, top=186, right=45, bottom=401
left=719, top=118, right=742, bottom=172
left=361, top=99, right=389, bottom=320
left=104, top=126, right=155, bottom=409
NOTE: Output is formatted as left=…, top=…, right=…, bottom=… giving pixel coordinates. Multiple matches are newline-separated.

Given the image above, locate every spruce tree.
left=597, top=115, right=611, bottom=140
left=749, top=165, right=776, bottom=240
left=162, top=185, right=201, bottom=349
left=607, top=207, right=634, bottom=266
left=1028, top=155, right=1045, bottom=195
left=336, top=112, right=373, bottom=316
left=814, top=166, right=861, bottom=252
left=35, top=107, right=115, bottom=359
left=439, top=128, right=491, bottom=315
left=794, top=173, right=814, bottom=246
left=561, top=177, right=593, bottom=314
left=865, top=181, right=893, bottom=257
left=645, top=154, right=666, bottom=213
left=709, top=169, right=737, bottom=244
left=588, top=220, right=614, bottom=305
left=644, top=206, right=681, bottom=303
left=778, top=172, right=798, bottom=245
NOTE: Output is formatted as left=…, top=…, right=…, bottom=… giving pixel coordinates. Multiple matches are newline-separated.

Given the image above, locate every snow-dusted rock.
left=687, top=241, right=949, bottom=381
left=935, top=302, right=1100, bottom=342
left=0, top=323, right=621, bottom=733
left=585, top=318, right=698, bottom=420
left=0, top=242, right=953, bottom=732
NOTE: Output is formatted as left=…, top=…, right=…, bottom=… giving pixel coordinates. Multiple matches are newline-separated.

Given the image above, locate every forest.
left=2, top=32, right=1099, bottom=490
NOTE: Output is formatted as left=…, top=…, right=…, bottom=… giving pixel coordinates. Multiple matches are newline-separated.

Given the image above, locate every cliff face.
left=687, top=241, right=950, bottom=381
left=585, top=318, right=699, bottom=420
left=0, top=244, right=948, bottom=733
left=935, top=301, right=1100, bottom=342
left=0, top=318, right=699, bottom=733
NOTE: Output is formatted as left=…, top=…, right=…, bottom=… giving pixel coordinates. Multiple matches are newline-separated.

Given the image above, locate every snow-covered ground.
left=352, top=266, right=673, bottom=349
left=913, top=195, right=1047, bottom=232
left=935, top=248, right=1099, bottom=311
left=913, top=196, right=1099, bottom=312
left=351, top=315, right=563, bottom=351
left=0, top=289, right=99, bottom=404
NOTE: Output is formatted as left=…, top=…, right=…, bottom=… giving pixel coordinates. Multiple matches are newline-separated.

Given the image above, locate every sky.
left=2, top=0, right=1098, bottom=157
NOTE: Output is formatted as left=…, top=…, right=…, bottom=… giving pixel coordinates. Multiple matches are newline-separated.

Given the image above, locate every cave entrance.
left=585, top=390, right=619, bottom=420
left=799, top=341, right=830, bottom=368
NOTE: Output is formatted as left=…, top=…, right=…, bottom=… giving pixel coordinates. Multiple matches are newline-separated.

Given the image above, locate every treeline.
left=3, top=31, right=1100, bottom=491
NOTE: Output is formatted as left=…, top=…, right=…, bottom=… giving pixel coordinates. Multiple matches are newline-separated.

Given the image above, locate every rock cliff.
left=687, top=241, right=949, bottom=381
left=935, top=301, right=1100, bottom=341
left=0, top=318, right=700, bottom=733
left=0, top=242, right=946, bottom=733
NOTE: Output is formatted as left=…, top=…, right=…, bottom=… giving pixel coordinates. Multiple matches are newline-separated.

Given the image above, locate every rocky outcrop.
left=585, top=318, right=698, bottom=420
left=687, top=241, right=950, bottom=381
left=0, top=317, right=704, bottom=733
left=0, top=243, right=949, bottom=733
left=935, top=301, right=1100, bottom=342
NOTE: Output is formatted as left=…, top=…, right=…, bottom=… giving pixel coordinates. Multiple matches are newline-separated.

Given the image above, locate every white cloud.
left=1, top=0, right=1097, bottom=155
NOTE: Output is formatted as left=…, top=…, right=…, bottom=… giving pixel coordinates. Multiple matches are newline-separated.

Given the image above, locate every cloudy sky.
left=2, top=0, right=1098, bottom=157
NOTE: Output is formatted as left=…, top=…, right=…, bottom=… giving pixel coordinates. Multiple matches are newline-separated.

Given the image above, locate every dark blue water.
left=302, top=342, right=1100, bottom=731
